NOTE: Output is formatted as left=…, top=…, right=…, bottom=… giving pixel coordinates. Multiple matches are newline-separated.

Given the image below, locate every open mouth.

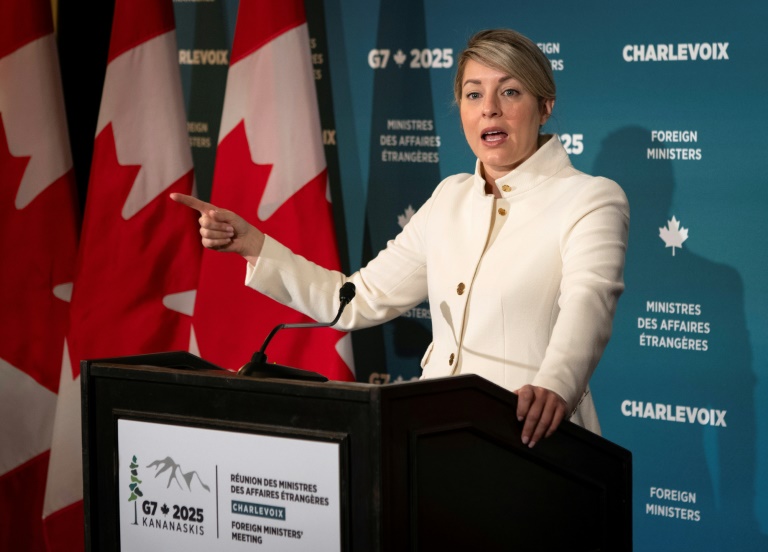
left=482, top=130, right=508, bottom=144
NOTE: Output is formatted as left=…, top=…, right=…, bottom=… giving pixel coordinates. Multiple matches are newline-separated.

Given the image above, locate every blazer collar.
left=472, top=134, right=572, bottom=197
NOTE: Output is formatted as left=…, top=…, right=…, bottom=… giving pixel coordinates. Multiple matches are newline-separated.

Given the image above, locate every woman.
left=172, top=29, right=629, bottom=448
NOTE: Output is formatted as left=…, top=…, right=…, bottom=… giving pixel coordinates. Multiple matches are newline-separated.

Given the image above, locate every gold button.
left=457, top=282, right=465, bottom=295
left=498, top=208, right=507, bottom=216
left=501, top=185, right=511, bottom=192
left=449, top=353, right=455, bottom=366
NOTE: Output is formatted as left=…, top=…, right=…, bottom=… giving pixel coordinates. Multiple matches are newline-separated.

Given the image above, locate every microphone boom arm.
left=238, top=282, right=356, bottom=379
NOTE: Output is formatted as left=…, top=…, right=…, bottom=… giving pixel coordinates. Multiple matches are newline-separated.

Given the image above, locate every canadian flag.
left=193, top=0, right=353, bottom=379
left=41, top=0, right=201, bottom=549
left=0, top=0, right=78, bottom=550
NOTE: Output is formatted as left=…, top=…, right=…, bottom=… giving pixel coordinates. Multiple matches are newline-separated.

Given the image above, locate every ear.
left=539, top=98, right=555, bottom=125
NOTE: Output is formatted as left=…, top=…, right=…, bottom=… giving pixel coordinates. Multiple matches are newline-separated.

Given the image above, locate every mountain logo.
left=147, top=456, right=211, bottom=493
left=659, top=216, right=689, bottom=256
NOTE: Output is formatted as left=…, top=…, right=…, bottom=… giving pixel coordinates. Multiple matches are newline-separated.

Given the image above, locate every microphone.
left=238, top=282, right=356, bottom=380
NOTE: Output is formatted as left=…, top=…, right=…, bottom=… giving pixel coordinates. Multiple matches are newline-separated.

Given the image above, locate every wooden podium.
left=81, top=354, right=632, bottom=551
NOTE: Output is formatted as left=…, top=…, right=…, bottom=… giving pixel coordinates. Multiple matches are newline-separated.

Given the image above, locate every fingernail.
left=521, top=436, right=529, bottom=445
left=528, top=441, right=536, bottom=449
left=517, top=415, right=523, bottom=422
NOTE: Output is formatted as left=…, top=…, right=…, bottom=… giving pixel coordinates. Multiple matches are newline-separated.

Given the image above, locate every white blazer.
left=247, top=135, right=629, bottom=434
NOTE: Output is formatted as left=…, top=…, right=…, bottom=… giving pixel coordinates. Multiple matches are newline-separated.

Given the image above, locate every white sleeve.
left=244, top=184, right=442, bottom=330
left=532, top=178, right=630, bottom=410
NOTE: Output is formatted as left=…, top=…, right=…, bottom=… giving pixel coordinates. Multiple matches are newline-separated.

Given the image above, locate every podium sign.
left=117, top=420, right=341, bottom=550
left=82, top=357, right=631, bottom=551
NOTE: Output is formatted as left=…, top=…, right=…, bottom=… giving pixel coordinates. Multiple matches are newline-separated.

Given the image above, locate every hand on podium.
left=514, top=384, right=567, bottom=448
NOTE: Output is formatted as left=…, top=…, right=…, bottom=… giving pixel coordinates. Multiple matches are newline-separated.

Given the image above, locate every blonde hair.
left=454, top=29, right=556, bottom=111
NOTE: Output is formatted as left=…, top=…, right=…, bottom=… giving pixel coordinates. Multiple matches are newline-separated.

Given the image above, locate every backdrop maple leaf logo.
left=398, top=205, right=416, bottom=228
left=659, top=215, right=689, bottom=256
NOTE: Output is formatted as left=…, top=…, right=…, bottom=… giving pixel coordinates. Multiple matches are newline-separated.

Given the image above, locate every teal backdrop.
left=169, top=1, right=768, bottom=548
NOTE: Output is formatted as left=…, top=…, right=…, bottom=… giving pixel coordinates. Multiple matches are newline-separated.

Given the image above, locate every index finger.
left=170, top=192, right=212, bottom=214
left=515, top=385, right=535, bottom=421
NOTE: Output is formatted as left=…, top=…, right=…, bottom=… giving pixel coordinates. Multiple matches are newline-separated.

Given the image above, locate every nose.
left=482, top=95, right=500, bottom=117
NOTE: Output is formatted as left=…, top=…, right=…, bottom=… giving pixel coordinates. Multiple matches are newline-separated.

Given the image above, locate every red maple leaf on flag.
left=0, top=110, right=74, bottom=552
left=42, top=2, right=199, bottom=549
left=195, top=121, right=349, bottom=377
left=67, top=124, right=200, bottom=373
left=0, top=115, right=76, bottom=392
left=193, top=0, right=352, bottom=380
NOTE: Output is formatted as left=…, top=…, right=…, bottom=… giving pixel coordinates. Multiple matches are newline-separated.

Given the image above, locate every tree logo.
left=659, top=216, right=689, bottom=256
left=128, top=455, right=143, bottom=525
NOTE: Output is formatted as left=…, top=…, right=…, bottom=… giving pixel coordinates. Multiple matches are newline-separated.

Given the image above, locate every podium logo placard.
left=117, top=419, right=341, bottom=551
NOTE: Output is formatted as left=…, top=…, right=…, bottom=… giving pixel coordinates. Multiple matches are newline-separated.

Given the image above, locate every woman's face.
left=459, top=59, right=553, bottom=182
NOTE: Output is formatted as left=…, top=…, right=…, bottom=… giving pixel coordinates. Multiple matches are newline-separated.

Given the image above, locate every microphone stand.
left=238, top=283, right=356, bottom=381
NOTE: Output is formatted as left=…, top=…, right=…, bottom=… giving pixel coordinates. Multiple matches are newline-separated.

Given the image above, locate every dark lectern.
left=82, top=355, right=632, bottom=551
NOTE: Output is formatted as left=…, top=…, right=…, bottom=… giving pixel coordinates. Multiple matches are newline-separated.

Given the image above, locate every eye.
left=466, top=91, right=480, bottom=100
left=502, top=88, right=520, bottom=97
